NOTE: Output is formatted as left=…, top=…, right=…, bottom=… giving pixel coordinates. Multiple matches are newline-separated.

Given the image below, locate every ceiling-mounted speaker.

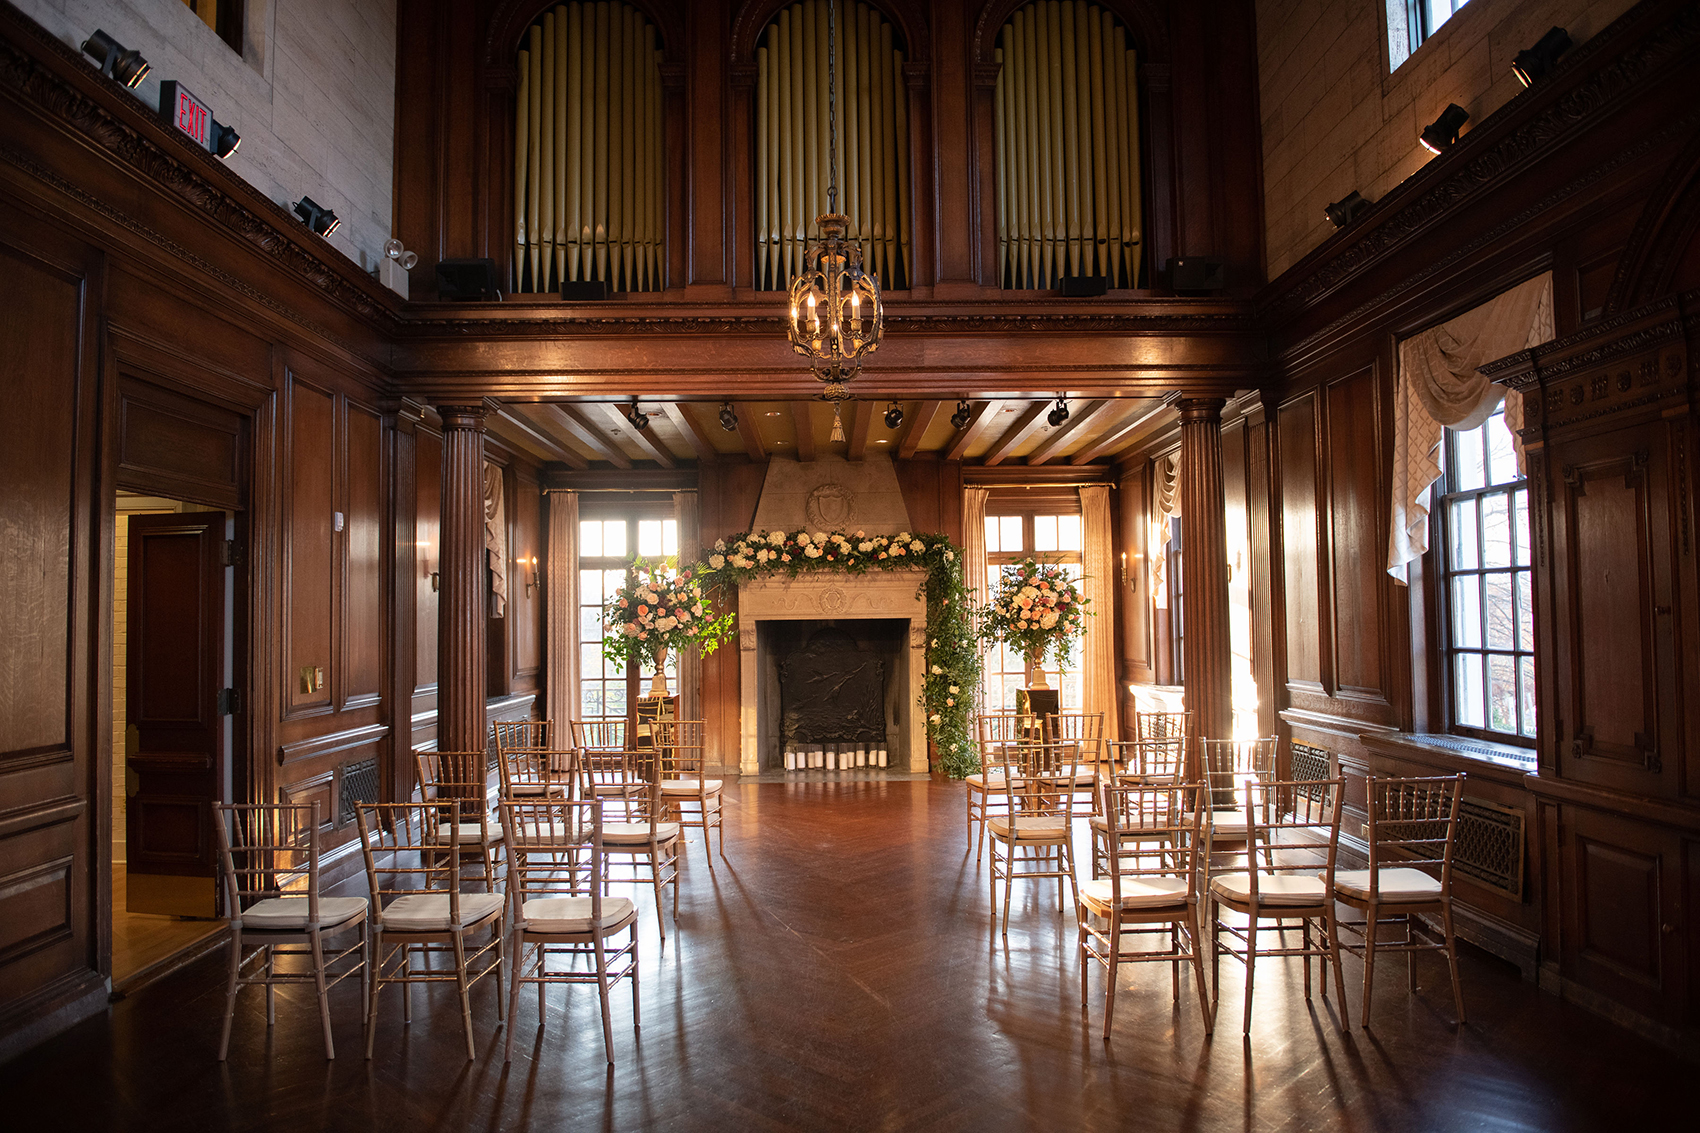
left=561, top=280, right=611, bottom=301
left=435, top=258, right=501, bottom=301
left=1058, top=275, right=1108, bottom=297
left=1167, top=256, right=1226, bottom=292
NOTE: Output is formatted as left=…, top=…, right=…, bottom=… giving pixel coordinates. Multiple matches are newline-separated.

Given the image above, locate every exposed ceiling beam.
left=548, top=404, right=633, bottom=469
left=659, top=403, right=718, bottom=463
left=980, top=401, right=1048, bottom=466
left=1025, top=399, right=1110, bottom=465
left=789, top=402, right=816, bottom=461
left=504, top=404, right=591, bottom=469
left=944, top=400, right=998, bottom=462
left=735, top=404, right=767, bottom=460
left=1070, top=400, right=1172, bottom=465
left=489, top=407, right=575, bottom=468
left=605, top=403, right=677, bottom=469
left=846, top=400, right=874, bottom=461
left=898, top=400, right=943, bottom=458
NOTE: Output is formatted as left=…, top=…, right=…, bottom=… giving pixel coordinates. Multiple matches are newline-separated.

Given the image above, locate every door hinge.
left=217, top=687, right=240, bottom=715
left=220, top=539, right=241, bottom=567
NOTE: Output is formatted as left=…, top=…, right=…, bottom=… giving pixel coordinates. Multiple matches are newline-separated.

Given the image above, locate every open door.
left=125, top=511, right=229, bottom=917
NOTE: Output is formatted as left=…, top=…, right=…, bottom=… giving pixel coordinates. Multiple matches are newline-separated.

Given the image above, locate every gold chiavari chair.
left=355, top=800, right=506, bottom=1060
left=1079, top=781, right=1212, bottom=1038
left=212, top=801, right=369, bottom=1060
left=415, top=750, right=502, bottom=890
left=988, top=722, right=1081, bottom=937
left=1089, top=735, right=1187, bottom=877
left=1206, top=774, right=1348, bottom=1035
left=969, top=713, right=1037, bottom=866
left=1198, top=737, right=1279, bottom=858
left=1334, top=773, right=1467, bottom=1028
left=655, top=719, right=723, bottom=863
left=1043, top=711, right=1105, bottom=813
left=571, top=732, right=681, bottom=944
left=499, top=797, right=640, bottom=1065
left=1134, top=709, right=1193, bottom=744
left=493, top=718, right=555, bottom=754
left=573, top=718, right=644, bottom=820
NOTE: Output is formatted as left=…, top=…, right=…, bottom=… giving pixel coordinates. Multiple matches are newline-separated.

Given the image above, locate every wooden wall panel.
left=1278, top=392, right=1322, bottom=691
left=1324, top=369, right=1384, bottom=700
left=344, top=402, right=385, bottom=707
left=285, top=380, right=335, bottom=718
left=413, top=426, right=442, bottom=748
left=116, top=394, right=241, bottom=510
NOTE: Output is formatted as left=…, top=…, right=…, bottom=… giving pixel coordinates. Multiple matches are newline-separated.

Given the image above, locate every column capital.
left=436, top=399, right=499, bottom=431
left=1174, top=396, right=1227, bottom=423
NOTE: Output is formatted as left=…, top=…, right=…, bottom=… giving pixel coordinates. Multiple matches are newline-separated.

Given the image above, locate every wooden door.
left=125, top=512, right=228, bottom=917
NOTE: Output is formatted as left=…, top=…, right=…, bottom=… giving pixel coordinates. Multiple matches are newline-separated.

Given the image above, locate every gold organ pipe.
left=554, top=8, right=569, bottom=288
left=1086, top=11, right=1108, bottom=280
left=515, top=46, right=530, bottom=292
left=893, top=41, right=910, bottom=287
left=538, top=9, right=555, bottom=291
left=1059, top=1, right=1079, bottom=279
left=527, top=24, right=543, bottom=291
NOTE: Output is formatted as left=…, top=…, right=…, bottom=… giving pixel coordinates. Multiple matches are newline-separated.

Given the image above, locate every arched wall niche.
left=1608, top=130, right=1700, bottom=312
left=484, top=0, right=687, bottom=68
left=729, top=0, right=931, bottom=66
left=969, top=0, right=1168, bottom=65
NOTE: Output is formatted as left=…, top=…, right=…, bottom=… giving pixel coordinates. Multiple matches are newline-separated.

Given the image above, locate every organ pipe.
left=995, top=1, right=1142, bottom=290
left=754, top=0, right=910, bottom=292
left=513, top=2, right=665, bottom=293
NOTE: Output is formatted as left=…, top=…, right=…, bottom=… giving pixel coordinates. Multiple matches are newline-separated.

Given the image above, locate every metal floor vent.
left=338, top=757, right=381, bottom=826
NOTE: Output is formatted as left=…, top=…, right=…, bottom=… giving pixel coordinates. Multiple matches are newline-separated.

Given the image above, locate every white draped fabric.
left=1387, top=273, right=1553, bottom=584
left=1078, top=485, right=1120, bottom=741
left=962, top=487, right=990, bottom=709
left=485, top=461, right=509, bottom=617
left=1150, top=452, right=1180, bottom=607
left=673, top=490, right=701, bottom=723
left=545, top=490, right=579, bottom=726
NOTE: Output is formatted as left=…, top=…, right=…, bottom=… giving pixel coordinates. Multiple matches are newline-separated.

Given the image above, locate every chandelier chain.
left=827, top=0, right=838, bottom=214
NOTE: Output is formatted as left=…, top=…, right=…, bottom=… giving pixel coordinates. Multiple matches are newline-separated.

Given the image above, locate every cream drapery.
left=1387, top=273, right=1553, bottom=583
left=545, top=489, right=580, bottom=726
left=485, top=462, right=508, bottom=618
left=963, top=487, right=990, bottom=709
left=1079, top=484, right=1120, bottom=740
left=673, top=490, right=701, bottom=723
left=1149, top=451, right=1179, bottom=607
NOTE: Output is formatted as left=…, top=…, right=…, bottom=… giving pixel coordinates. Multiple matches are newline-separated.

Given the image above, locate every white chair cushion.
left=380, top=892, right=504, bottom=932
left=659, top=778, right=722, bottom=795
left=1041, top=766, right=1098, bottom=785
left=431, top=821, right=502, bottom=844
left=520, top=896, right=636, bottom=934
left=1333, top=867, right=1443, bottom=901
left=1210, top=872, right=1327, bottom=906
left=1207, top=809, right=1249, bottom=836
left=1079, top=876, right=1190, bottom=911
left=988, top=815, right=1069, bottom=840
left=239, top=896, right=367, bottom=932
left=965, top=773, right=1012, bottom=789
left=592, top=783, right=639, bottom=795
left=508, top=783, right=558, bottom=797
left=602, top=821, right=681, bottom=844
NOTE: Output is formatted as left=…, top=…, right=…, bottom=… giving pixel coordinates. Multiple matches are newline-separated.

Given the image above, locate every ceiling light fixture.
left=884, top=402, right=904, bottom=429
left=785, top=0, right=884, bottom=445
left=1512, top=26, right=1572, bottom=87
left=1419, top=103, right=1470, bottom=155
left=292, top=196, right=340, bottom=237
left=1324, top=190, right=1372, bottom=228
left=718, top=402, right=738, bottom=432
left=1047, top=397, right=1070, bottom=428
left=80, top=30, right=150, bottom=88
left=626, top=402, right=650, bottom=431
left=950, top=399, right=972, bottom=430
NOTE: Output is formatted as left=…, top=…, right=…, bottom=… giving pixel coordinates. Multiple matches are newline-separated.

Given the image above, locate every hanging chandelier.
left=786, top=0, right=884, bottom=442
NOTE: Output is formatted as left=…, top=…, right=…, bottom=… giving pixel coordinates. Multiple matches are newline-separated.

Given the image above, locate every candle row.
left=784, top=746, right=889, bottom=771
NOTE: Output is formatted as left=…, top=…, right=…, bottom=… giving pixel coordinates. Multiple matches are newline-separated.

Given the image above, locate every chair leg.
left=218, top=931, right=242, bottom=1061
left=1407, top=913, right=1418, bottom=993
left=1189, top=910, right=1213, bottom=1034
left=1241, top=916, right=1257, bottom=1037
left=364, top=938, right=384, bottom=1060
left=1326, top=908, right=1348, bottom=1026
left=1208, top=898, right=1221, bottom=1015
left=651, top=850, right=668, bottom=949
left=1360, top=906, right=1378, bottom=1029
left=1077, top=910, right=1090, bottom=1007
left=310, top=928, right=335, bottom=1060
left=1002, top=844, right=1015, bottom=938
left=264, top=946, right=276, bottom=1026
left=401, top=944, right=412, bottom=1024
left=452, top=931, right=476, bottom=1061
left=988, top=841, right=1000, bottom=927
left=594, top=938, right=615, bottom=1065
left=1442, top=900, right=1467, bottom=1025
left=1102, top=915, right=1121, bottom=1040
left=494, top=921, right=506, bottom=1023
left=1301, top=919, right=1313, bottom=999
left=504, top=929, right=526, bottom=1065
left=630, top=926, right=641, bottom=1025
left=1170, top=924, right=1181, bottom=1005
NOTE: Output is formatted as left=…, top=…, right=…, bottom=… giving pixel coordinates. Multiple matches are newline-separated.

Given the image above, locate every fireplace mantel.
left=737, top=570, right=928, bottom=774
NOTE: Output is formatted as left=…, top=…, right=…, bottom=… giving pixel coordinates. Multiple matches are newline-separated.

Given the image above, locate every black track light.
left=1512, top=26, right=1572, bottom=87
left=626, top=402, right=650, bottom=431
left=718, top=402, right=738, bottom=432
left=1324, top=190, right=1372, bottom=228
left=950, top=399, right=972, bottom=430
left=1419, top=103, right=1470, bottom=155
left=210, top=119, right=241, bottom=159
left=884, top=402, right=904, bottom=429
left=1047, top=397, right=1070, bottom=428
left=292, top=196, right=340, bottom=237
left=81, top=30, right=150, bottom=88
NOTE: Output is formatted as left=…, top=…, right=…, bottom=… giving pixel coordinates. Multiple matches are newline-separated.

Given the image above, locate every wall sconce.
left=522, top=555, right=540, bottom=598
left=1419, top=104, right=1470, bottom=155
left=1120, top=551, right=1129, bottom=588
left=81, top=30, right=150, bottom=88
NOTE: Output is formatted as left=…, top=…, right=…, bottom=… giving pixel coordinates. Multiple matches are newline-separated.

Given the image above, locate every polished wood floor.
left=5, top=778, right=1690, bottom=1131
left=110, top=861, right=224, bottom=989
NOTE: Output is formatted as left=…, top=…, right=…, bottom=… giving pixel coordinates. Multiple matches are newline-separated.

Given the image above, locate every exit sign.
left=158, top=80, right=212, bottom=150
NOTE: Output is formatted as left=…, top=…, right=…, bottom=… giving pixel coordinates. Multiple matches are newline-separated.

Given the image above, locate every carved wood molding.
left=397, top=310, right=1261, bottom=339
left=1262, top=3, right=1700, bottom=329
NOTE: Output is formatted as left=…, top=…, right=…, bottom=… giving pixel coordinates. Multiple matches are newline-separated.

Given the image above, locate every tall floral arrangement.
left=695, top=528, right=983, bottom=778
left=601, top=558, right=735, bottom=671
left=979, top=559, right=1089, bottom=678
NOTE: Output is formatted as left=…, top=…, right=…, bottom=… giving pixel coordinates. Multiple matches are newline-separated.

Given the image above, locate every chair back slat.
left=654, top=719, right=707, bottom=781
left=1365, top=773, right=1465, bottom=885
left=1110, top=736, right=1187, bottom=785
left=499, top=798, right=606, bottom=924
left=975, top=712, right=1039, bottom=777
left=1100, top=781, right=1202, bottom=904
left=1200, top=736, right=1278, bottom=809
left=354, top=800, right=467, bottom=924
left=493, top=719, right=554, bottom=754
left=1043, top=712, right=1105, bottom=762
left=1231, top=776, right=1345, bottom=903
left=213, top=802, right=323, bottom=917
left=1134, top=710, right=1192, bottom=744
left=416, top=750, right=490, bottom=811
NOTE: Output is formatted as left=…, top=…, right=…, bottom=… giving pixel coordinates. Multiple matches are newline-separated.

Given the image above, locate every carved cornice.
left=398, top=310, right=1262, bottom=339
left=1263, top=2, right=1700, bottom=327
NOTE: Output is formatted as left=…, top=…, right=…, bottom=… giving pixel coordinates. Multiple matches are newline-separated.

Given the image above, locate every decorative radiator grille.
left=338, top=757, right=381, bottom=826
left=1289, top=742, right=1332, bottom=802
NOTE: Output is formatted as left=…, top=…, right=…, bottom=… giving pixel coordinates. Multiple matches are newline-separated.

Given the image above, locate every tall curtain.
left=1387, top=273, right=1553, bottom=583
left=963, top=487, right=990, bottom=710
left=1149, top=451, right=1179, bottom=607
left=546, top=490, right=580, bottom=726
left=485, top=462, right=508, bottom=618
left=1079, top=484, right=1120, bottom=740
left=673, top=490, right=701, bottom=723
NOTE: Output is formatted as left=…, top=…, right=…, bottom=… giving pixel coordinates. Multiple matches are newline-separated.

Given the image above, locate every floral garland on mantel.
left=694, top=529, right=983, bottom=779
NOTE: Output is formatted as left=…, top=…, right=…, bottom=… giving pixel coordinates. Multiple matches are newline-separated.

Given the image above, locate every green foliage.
left=979, top=558, right=1090, bottom=669
left=601, top=557, right=735, bottom=670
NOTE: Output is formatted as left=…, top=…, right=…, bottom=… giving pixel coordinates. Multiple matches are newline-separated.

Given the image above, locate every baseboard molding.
left=0, top=970, right=109, bottom=1066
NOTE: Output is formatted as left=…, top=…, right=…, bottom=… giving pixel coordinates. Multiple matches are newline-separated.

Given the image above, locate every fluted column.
left=438, top=403, right=490, bottom=754
left=1178, top=397, right=1233, bottom=752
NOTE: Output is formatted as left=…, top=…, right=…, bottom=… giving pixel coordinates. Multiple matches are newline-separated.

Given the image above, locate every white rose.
left=949, top=685, right=959, bottom=695
left=714, top=538, right=726, bottom=552
left=929, top=713, right=941, bottom=724
left=896, top=532, right=910, bottom=542
left=768, top=531, right=785, bottom=546
left=1040, top=611, right=1059, bottom=629
left=910, top=540, right=923, bottom=552
left=812, top=532, right=827, bottom=544
left=709, top=554, right=726, bottom=569
left=931, top=664, right=943, bottom=675
left=797, top=532, right=812, bottom=545
left=944, top=550, right=955, bottom=561
left=858, top=541, right=873, bottom=552
left=805, top=545, right=822, bottom=558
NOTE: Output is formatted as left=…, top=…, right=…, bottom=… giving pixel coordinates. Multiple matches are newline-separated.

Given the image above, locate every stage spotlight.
left=626, top=403, right=651, bottom=431
left=1513, top=26, right=1572, bottom=87
left=1047, top=397, right=1070, bottom=428
left=1419, top=103, right=1470, bottom=155
left=81, top=30, right=150, bottom=88
left=292, top=196, right=340, bottom=237
left=884, top=402, right=904, bottom=429
left=950, top=399, right=972, bottom=430
left=718, top=402, right=738, bottom=432
left=1324, top=190, right=1372, bottom=228
left=210, top=119, right=241, bottom=159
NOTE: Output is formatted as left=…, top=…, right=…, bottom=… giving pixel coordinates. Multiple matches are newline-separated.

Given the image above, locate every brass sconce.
left=523, top=555, right=540, bottom=597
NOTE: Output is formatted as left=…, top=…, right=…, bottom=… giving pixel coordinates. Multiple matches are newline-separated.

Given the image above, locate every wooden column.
left=437, top=403, right=489, bottom=753
left=1178, top=397, right=1232, bottom=748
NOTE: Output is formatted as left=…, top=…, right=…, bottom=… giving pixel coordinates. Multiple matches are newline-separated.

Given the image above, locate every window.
left=578, top=513, right=678, bottom=720
left=181, top=0, right=243, bottom=54
left=1436, top=408, right=1534, bottom=743
left=983, top=511, right=1083, bottom=712
left=1388, top=0, right=1470, bottom=69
